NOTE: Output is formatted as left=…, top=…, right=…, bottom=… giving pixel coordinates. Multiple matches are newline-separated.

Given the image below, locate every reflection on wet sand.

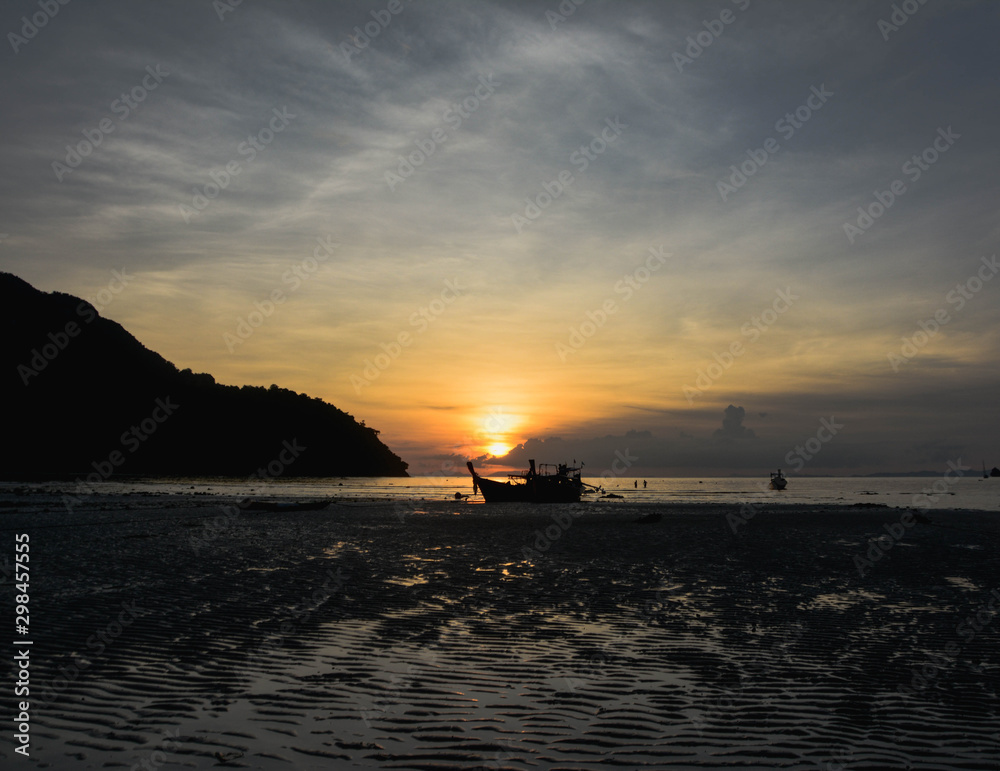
left=9, top=499, right=1000, bottom=769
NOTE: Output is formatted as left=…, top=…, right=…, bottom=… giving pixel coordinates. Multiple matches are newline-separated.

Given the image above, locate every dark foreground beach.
left=2, top=498, right=999, bottom=770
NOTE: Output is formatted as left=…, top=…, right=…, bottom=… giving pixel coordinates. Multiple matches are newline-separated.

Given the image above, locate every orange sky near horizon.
left=75, top=257, right=1000, bottom=476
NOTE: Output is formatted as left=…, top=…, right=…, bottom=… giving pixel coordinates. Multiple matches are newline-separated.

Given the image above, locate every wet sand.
left=3, top=499, right=999, bottom=769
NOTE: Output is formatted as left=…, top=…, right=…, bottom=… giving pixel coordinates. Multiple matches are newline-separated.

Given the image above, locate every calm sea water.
left=4, top=474, right=999, bottom=511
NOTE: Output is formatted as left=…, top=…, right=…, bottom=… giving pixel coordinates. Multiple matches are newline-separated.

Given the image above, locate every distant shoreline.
left=3, top=470, right=995, bottom=481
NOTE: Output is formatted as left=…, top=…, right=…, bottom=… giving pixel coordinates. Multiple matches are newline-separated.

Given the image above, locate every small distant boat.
left=769, top=469, right=787, bottom=491
left=467, top=459, right=585, bottom=503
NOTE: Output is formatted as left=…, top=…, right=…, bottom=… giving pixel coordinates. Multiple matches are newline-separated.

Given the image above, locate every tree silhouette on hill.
left=2, top=272, right=408, bottom=478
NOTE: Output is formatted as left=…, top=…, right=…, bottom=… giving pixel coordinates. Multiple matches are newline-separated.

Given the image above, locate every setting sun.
left=487, top=442, right=511, bottom=457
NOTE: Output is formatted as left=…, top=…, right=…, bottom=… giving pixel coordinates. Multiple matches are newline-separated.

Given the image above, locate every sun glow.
left=462, top=404, right=528, bottom=460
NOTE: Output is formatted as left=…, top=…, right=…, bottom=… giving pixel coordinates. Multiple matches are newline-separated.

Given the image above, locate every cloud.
left=4, top=0, right=999, bottom=474
left=713, top=404, right=757, bottom=442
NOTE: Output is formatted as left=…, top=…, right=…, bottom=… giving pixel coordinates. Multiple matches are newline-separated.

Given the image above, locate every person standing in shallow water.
left=634, top=480, right=638, bottom=488
left=643, top=480, right=647, bottom=488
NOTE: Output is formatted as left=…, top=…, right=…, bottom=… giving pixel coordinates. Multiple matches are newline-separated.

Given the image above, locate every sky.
left=4, top=0, right=1000, bottom=476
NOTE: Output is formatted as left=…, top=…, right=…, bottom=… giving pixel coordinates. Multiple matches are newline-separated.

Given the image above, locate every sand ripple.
left=2, top=501, right=998, bottom=769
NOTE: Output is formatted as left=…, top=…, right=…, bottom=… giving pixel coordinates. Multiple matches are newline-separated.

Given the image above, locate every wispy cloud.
left=4, top=0, right=999, bottom=473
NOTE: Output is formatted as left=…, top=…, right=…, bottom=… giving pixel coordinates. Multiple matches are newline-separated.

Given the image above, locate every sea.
left=3, top=474, right=999, bottom=512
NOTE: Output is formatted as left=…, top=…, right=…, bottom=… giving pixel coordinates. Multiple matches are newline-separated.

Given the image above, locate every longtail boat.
left=467, top=459, right=584, bottom=503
